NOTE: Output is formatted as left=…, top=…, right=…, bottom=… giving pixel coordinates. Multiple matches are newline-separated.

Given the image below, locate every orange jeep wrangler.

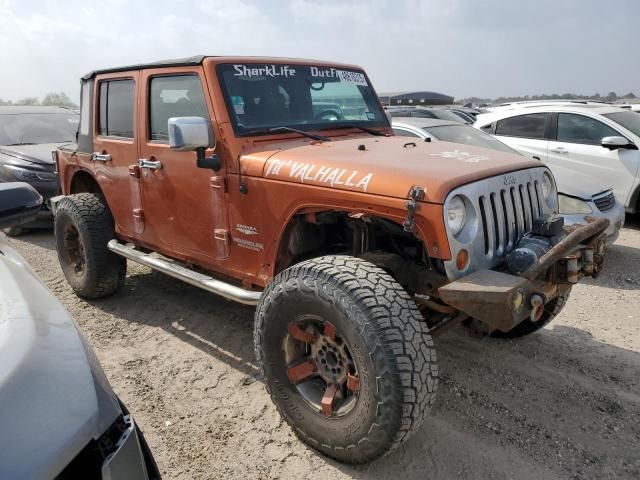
left=51, top=56, right=608, bottom=463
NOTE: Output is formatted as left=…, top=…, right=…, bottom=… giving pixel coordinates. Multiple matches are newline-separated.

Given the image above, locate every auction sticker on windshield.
left=336, top=70, right=368, bottom=86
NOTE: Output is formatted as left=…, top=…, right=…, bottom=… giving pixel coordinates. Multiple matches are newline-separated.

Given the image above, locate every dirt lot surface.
left=7, top=215, right=640, bottom=480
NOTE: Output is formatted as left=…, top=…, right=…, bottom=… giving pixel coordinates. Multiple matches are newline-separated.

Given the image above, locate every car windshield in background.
left=217, top=63, right=387, bottom=136
left=604, top=111, right=640, bottom=138
left=425, top=125, right=520, bottom=155
left=0, top=113, right=79, bottom=145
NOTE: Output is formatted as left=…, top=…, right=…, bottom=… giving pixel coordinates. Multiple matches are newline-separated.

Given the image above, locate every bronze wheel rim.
left=283, top=315, right=360, bottom=418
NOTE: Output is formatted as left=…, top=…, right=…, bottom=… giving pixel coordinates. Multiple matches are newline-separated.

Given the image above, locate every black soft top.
left=81, top=55, right=206, bottom=80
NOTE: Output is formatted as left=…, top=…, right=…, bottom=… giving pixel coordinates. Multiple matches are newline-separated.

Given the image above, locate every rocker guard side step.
left=107, top=240, right=262, bottom=305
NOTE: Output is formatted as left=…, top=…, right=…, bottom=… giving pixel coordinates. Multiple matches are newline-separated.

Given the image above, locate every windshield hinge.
left=403, top=186, right=426, bottom=233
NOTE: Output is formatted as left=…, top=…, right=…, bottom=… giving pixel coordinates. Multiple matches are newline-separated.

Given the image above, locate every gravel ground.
left=7, top=215, right=640, bottom=480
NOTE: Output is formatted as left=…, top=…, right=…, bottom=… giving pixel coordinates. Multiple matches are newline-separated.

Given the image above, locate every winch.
left=506, top=215, right=565, bottom=275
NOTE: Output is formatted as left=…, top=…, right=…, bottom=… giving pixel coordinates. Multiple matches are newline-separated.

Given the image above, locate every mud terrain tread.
left=492, top=290, right=571, bottom=338
left=55, top=193, right=125, bottom=299
left=254, top=255, right=437, bottom=463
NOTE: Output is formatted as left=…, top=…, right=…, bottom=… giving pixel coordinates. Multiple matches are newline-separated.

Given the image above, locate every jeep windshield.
left=217, top=63, right=388, bottom=137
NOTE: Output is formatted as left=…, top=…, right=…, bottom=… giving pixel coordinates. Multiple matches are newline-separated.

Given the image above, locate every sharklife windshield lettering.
left=265, top=160, right=374, bottom=192
left=233, top=64, right=296, bottom=78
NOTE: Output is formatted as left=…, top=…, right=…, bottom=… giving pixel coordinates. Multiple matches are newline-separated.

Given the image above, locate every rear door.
left=492, top=112, right=550, bottom=162
left=136, top=68, right=230, bottom=262
left=547, top=112, right=635, bottom=204
left=92, top=73, right=143, bottom=238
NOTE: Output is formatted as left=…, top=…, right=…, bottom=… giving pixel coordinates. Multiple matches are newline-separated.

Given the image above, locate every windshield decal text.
left=233, top=64, right=296, bottom=78
left=265, top=160, right=373, bottom=192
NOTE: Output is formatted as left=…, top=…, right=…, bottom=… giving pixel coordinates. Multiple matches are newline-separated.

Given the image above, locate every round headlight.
left=541, top=171, right=554, bottom=199
left=446, top=195, right=466, bottom=236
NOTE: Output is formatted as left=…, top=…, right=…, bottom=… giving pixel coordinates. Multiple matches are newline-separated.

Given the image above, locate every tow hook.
left=403, top=186, right=425, bottom=232
left=530, top=294, right=545, bottom=321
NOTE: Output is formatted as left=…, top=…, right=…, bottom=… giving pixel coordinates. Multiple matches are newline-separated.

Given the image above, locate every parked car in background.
left=442, top=106, right=481, bottom=123
left=0, top=182, right=160, bottom=480
left=0, top=106, right=79, bottom=236
left=393, top=117, right=625, bottom=241
left=444, top=108, right=475, bottom=123
left=385, top=105, right=467, bottom=123
left=474, top=104, right=640, bottom=213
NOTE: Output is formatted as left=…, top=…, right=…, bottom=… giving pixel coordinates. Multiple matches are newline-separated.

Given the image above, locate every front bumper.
left=438, top=217, right=608, bottom=332
left=561, top=201, right=625, bottom=243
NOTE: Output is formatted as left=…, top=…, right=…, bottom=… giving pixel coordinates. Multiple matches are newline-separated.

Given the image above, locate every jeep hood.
left=242, top=136, right=541, bottom=203
left=0, top=240, right=121, bottom=479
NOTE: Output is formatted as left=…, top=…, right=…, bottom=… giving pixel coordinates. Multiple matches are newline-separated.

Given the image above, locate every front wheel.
left=491, top=289, right=571, bottom=338
left=254, top=255, right=437, bottom=464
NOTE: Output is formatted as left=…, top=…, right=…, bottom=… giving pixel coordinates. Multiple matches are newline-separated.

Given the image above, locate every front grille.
left=443, top=167, right=553, bottom=280
left=593, top=191, right=615, bottom=212
left=477, top=180, right=544, bottom=259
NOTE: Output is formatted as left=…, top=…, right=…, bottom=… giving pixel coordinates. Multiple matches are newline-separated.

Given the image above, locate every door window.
left=149, top=75, right=209, bottom=141
left=556, top=113, right=620, bottom=145
left=98, top=79, right=134, bottom=138
left=495, top=113, right=547, bottom=139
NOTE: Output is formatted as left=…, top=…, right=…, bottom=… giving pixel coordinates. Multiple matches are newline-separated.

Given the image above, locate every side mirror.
left=168, top=116, right=215, bottom=151
left=168, top=117, right=221, bottom=171
left=601, top=136, right=636, bottom=150
left=0, top=182, right=42, bottom=229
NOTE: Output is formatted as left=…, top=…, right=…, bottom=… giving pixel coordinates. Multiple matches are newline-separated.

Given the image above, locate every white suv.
left=474, top=104, right=640, bottom=213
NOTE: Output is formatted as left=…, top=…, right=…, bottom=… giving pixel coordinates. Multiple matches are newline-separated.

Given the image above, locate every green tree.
left=16, top=97, right=39, bottom=105
left=42, top=92, right=76, bottom=108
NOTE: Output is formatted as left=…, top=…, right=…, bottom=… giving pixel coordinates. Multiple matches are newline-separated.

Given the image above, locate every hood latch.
left=403, top=186, right=426, bottom=233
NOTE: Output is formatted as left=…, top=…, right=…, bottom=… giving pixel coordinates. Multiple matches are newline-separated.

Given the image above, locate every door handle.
left=138, top=158, right=163, bottom=170
left=532, top=155, right=541, bottom=161
left=92, top=152, right=112, bottom=162
left=550, top=147, right=568, bottom=154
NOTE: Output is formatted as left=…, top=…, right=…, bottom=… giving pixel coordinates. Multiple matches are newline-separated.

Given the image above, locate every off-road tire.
left=491, top=289, right=571, bottom=338
left=254, top=255, right=437, bottom=464
left=54, top=193, right=125, bottom=299
left=2, top=226, right=24, bottom=237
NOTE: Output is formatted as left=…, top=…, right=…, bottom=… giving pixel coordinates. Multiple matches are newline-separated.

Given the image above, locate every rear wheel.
left=255, top=255, right=437, bottom=464
left=54, top=193, right=126, bottom=299
left=491, top=289, right=571, bottom=338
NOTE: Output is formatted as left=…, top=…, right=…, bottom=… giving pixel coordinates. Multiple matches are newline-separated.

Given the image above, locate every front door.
left=136, top=69, right=230, bottom=263
left=546, top=113, right=637, bottom=204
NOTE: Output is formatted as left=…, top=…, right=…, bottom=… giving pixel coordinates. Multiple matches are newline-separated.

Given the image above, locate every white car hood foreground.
left=0, top=239, right=121, bottom=479
left=548, top=163, right=611, bottom=199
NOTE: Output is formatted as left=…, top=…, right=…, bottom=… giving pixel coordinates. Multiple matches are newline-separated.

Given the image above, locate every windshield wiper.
left=6, top=142, right=37, bottom=146
left=320, top=124, right=386, bottom=136
left=267, top=127, right=329, bottom=141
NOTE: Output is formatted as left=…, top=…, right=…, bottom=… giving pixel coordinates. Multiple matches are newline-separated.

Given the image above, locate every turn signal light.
left=456, top=249, right=469, bottom=270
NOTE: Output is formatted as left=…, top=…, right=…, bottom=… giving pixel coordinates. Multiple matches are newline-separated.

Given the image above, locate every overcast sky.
left=1, top=0, right=638, bottom=102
